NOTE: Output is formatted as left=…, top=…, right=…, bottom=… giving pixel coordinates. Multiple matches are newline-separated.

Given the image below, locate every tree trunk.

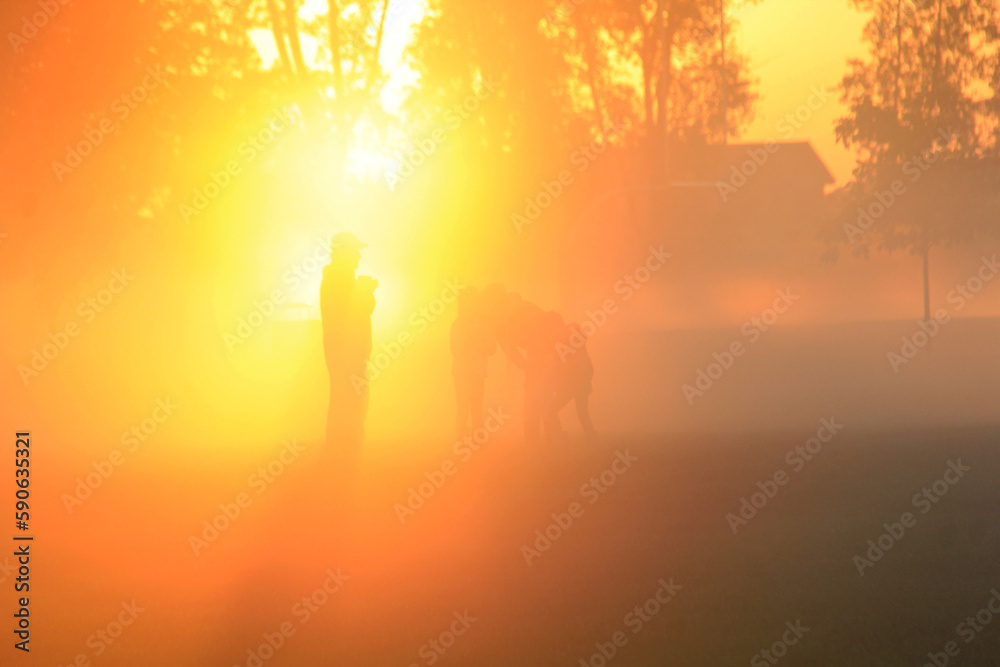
left=367, top=0, right=390, bottom=92
left=933, top=0, right=943, bottom=118
left=654, top=0, right=678, bottom=142
left=894, top=0, right=901, bottom=118
left=329, top=0, right=343, bottom=100
left=641, top=18, right=655, bottom=135
left=922, top=246, right=931, bottom=321
left=579, top=13, right=607, bottom=139
left=265, top=0, right=293, bottom=76
left=283, top=0, right=309, bottom=78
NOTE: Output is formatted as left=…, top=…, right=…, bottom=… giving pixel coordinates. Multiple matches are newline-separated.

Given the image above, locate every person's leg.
left=470, top=375, right=485, bottom=430
left=357, top=382, right=369, bottom=444
left=576, top=390, right=596, bottom=438
left=329, top=378, right=364, bottom=479
left=327, top=362, right=366, bottom=464
left=541, top=371, right=571, bottom=442
left=536, top=363, right=565, bottom=443
left=454, top=374, right=470, bottom=435
left=326, top=365, right=341, bottom=447
left=542, top=407, right=564, bottom=443
left=523, top=372, right=542, bottom=443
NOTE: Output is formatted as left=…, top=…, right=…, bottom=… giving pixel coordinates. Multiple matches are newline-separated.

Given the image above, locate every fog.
left=4, top=0, right=1000, bottom=664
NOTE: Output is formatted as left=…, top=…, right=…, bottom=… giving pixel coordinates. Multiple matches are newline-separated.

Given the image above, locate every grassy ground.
left=34, top=425, right=1000, bottom=666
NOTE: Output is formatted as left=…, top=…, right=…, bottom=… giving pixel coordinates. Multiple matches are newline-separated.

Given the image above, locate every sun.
left=346, top=145, right=399, bottom=183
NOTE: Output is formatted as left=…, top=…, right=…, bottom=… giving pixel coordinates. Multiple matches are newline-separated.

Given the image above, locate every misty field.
left=31, top=320, right=1000, bottom=666
left=37, top=426, right=1000, bottom=666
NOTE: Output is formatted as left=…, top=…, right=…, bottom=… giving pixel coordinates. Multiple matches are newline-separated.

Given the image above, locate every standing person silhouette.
left=320, top=232, right=377, bottom=456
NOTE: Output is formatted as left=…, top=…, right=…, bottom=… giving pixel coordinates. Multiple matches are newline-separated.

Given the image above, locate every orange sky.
left=733, top=0, right=868, bottom=186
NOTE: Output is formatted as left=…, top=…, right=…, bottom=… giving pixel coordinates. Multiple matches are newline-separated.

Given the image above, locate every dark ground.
left=35, top=426, right=1000, bottom=666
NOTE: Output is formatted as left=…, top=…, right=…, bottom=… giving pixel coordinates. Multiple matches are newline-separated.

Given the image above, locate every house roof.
left=668, top=141, right=836, bottom=188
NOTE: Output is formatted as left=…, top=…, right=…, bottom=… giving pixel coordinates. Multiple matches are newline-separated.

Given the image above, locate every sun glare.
left=346, top=146, right=397, bottom=182
left=248, top=2, right=423, bottom=184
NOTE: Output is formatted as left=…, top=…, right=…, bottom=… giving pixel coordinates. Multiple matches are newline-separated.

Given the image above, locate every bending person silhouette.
left=450, top=287, right=496, bottom=435
left=544, top=315, right=596, bottom=440
left=320, top=232, right=377, bottom=454
left=492, top=290, right=550, bottom=443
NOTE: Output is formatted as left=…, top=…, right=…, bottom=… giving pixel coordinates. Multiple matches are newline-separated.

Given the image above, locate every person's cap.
left=330, top=231, right=367, bottom=251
